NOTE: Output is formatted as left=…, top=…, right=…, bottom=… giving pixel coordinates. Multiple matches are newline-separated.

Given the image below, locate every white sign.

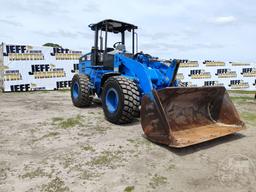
left=177, top=60, right=256, bottom=90
left=0, top=43, right=255, bottom=91
left=0, top=43, right=81, bottom=92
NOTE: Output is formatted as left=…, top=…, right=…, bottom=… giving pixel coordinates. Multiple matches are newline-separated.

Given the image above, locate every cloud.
left=0, top=19, right=23, bottom=27
left=35, top=30, right=78, bottom=38
left=35, top=30, right=94, bottom=39
left=141, top=28, right=200, bottom=42
left=211, top=16, right=237, bottom=25
left=0, top=0, right=255, bottom=61
left=140, top=42, right=224, bottom=52
left=150, top=32, right=172, bottom=40
left=82, top=1, right=101, bottom=13
left=77, top=32, right=94, bottom=39
left=1, top=0, right=69, bottom=16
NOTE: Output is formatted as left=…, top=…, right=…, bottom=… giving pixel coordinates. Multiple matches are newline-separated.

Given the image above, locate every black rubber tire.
left=102, top=76, right=140, bottom=124
left=133, top=106, right=140, bottom=118
left=71, top=74, right=92, bottom=107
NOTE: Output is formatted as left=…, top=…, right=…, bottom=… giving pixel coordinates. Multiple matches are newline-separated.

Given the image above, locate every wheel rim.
left=72, top=81, right=79, bottom=99
left=106, top=88, right=119, bottom=113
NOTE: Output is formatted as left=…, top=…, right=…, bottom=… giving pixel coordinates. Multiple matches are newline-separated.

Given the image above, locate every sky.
left=0, top=0, right=255, bottom=62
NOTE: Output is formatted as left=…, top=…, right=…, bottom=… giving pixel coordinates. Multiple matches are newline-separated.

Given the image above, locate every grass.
left=229, top=90, right=255, bottom=103
left=89, top=152, right=115, bottom=166
left=82, top=145, right=96, bottom=152
left=40, top=177, right=70, bottom=192
left=230, top=96, right=254, bottom=102
left=228, top=90, right=256, bottom=94
left=38, top=90, right=50, bottom=94
left=149, top=174, right=167, bottom=189
left=230, top=96, right=254, bottom=100
left=80, top=170, right=101, bottom=180
left=21, top=90, right=50, bottom=94
left=127, top=138, right=153, bottom=148
left=57, top=89, right=70, bottom=92
left=52, top=115, right=83, bottom=129
left=52, top=117, right=64, bottom=122
left=241, top=112, right=256, bottom=123
left=88, top=150, right=124, bottom=168
left=124, top=186, right=135, bottom=192
left=21, top=167, right=51, bottom=179
left=62, top=156, right=74, bottom=169
left=167, top=164, right=176, bottom=171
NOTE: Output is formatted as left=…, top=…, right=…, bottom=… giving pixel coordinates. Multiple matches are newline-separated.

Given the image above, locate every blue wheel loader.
left=71, top=19, right=245, bottom=147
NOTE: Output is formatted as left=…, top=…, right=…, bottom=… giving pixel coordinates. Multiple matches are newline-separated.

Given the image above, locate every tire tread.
left=71, top=74, right=91, bottom=107
left=104, top=76, right=140, bottom=124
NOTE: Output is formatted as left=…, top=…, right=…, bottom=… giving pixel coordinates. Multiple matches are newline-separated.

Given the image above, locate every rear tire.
left=102, top=76, right=140, bottom=124
left=71, top=74, right=92, bottom=107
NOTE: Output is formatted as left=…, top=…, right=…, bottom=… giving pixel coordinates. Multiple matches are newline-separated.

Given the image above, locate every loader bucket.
left=141, top=87, right=245, bottom=148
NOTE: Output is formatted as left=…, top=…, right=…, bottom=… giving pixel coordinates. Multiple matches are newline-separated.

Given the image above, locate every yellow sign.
left=180, top=61, right=198, bottom=68
left=4, top=72, right=22, bottom=81
left=191, top=73, right=211, bottom=79
left=230, top=62, right=250, bottom=66
left=8, top=53, right=44, bottom=61
left=242, top=70, right=256, bottom=77
left=0, top=65, right=9, bottom=71
left=218, top=72, right=237, bottom=78
left=204, top=61, right=225, bottom=66
left=34, top=71, right=66, bottom=79
left=55, top=53, right=81, bottom=60
left=230, top=83, right=250, bottom=89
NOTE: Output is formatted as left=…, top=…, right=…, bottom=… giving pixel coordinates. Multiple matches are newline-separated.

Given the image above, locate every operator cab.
left=88, top=19, right=138, bottom=69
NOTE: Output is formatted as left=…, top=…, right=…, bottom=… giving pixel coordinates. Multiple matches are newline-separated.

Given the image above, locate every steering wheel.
left=133, top=52, right=152, bottom=59
left=113, top=42, right=123, bottom=49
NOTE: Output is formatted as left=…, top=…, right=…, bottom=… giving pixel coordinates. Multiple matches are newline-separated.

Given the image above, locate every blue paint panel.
left=72, top=81, right=79, bottom=99
left=106, top=88, right=119, bottom=113
left=78, top=51, right=179, bottom=102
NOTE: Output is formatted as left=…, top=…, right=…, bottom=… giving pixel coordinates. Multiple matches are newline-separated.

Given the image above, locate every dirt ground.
left=0, top=90, right=255, bottom=192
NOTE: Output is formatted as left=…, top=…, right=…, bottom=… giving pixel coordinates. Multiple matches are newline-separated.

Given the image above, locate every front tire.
left=102, top=76, right=140, bottom=124
left=71, top=74, right=92, bottom=107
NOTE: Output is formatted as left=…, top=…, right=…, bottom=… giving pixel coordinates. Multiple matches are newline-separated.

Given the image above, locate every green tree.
left=43, top=43, right=62, bottom=48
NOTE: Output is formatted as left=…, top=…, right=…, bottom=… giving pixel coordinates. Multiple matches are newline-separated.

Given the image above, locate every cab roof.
left=88, top=19, right=137, bottom=33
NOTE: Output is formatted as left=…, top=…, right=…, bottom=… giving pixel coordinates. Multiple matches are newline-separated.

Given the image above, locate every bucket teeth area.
left=171, top=123, right=243, bottom=147
left=141, top=87, right=245, bottom=148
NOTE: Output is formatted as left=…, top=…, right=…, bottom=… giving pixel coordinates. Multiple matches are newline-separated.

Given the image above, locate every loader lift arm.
left=114, top=53, right=180, bottom=98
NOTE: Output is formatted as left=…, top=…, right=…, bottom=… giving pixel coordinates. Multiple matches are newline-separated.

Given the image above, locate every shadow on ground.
left=142, top=133, right=245, bottom=156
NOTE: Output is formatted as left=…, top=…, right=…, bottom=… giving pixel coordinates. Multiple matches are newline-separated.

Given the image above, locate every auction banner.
left=0, top=43, right=255, bottom=91
left=177, top=60, right=256, bottom=90
left=0, top=43, right=81, bottom=92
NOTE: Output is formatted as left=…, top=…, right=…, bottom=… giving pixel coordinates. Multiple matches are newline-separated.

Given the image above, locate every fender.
left=101, top=72, right=121, bottom=87
left=114, top=54, right=154, bottom=98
